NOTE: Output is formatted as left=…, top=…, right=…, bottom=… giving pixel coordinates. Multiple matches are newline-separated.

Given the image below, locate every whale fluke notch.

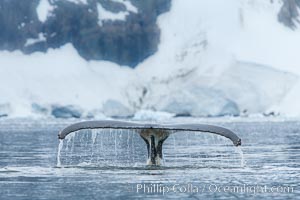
left=58, top=120, right=241, bottom=165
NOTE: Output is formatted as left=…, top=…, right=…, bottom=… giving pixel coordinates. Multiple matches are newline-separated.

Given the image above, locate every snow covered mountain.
left=0, top=0, right=171, bottom=67
left=0, top=0, right=300, bottom=118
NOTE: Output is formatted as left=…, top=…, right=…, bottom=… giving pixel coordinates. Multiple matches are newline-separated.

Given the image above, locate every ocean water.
left=0, top=118, right=299, bottom=199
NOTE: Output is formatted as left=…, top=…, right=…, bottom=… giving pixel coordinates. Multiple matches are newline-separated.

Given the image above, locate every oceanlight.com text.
left=132, top=183, right=294, bottom=195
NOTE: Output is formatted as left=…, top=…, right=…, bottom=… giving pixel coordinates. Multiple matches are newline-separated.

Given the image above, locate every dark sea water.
left=0, top=118, right=299, bottom=199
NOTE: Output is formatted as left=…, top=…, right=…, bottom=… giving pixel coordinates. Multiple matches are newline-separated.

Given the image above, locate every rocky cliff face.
left=0, top=0, right=298, bottom=68
left=0, top=0, right=171, bottom=67
left=278, top=0, right=300, bottom=29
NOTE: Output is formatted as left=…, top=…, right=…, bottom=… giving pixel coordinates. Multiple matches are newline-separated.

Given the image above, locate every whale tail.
left=58, top=120, right=241, bottom=166
left=139, top=129, right=170, bottom=165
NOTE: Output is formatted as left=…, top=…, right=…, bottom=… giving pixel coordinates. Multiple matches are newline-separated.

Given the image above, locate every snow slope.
left=0, top=45, right=135, bottom=117
left=133, top=0, right=300, bottom=117
left=1, top=0, right=300, bottom=118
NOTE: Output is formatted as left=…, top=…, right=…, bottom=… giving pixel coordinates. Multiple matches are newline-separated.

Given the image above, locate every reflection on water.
left=0, top=119, right=299, bottom=199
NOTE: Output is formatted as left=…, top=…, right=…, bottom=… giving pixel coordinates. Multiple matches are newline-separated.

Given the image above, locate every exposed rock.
left=51, top=105, right=82, bottom=118
left=0, top=0, right=42, bottom=51
left=278, top=0, right=300, bottom=29
left=102, top=99, right=134, bottom=118
left=263, top=111, right=280, bottom=117
left=0, top=0, right=171, bottom=67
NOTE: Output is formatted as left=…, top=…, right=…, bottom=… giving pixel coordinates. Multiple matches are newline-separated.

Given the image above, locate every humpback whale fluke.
left=58, top=120, right=241, bottom=165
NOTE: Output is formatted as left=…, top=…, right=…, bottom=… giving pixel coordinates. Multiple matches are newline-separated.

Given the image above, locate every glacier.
left=1, top=0, right=300, bottom=118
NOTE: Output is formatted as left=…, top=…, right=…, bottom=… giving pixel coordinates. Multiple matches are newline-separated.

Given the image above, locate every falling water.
left=172, top=134, right=177, bottom=164
left=91, top=130, right=97, bottom=144
left=236, top=146, right=246, bottom=167
left=55, top=129, right=147, bottom=167
left=114, top=129, right=117, bottom=157
left=89, top=130, right=98, bottom=163
left=56, top=128, right=242, bottom=168
left=57, top=139, right=64, bottom=167
left=162, top=131, right=243, bottom=168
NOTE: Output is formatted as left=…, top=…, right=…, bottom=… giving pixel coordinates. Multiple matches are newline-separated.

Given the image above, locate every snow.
left=65, top=0, right=88, bottom=5
left=102, top=99, right=134, bottom=118
left=96, top=0, right=138, bottom=26
left=0, top=44, right=135, bottom=117
left=17, top=23, right=26, bottom=30
left=234, top=0, right=300, bottom=75
left=37, top=0, right=89, bottom=23
left=154, top=87, right=240, bottom=117
left=133, top=110, right=175, bottom=121
left=134, top=0, right=300, bottom=117
left=25, top=33, right=46, bottom=47
left=2, top=0, right=300, bottom=118
left=132, top=60, right=297, bottom=117
left=111, top=0, right=138, bottom=13
left=36, top=0, right=54, bottom=23
left=97, top=3, right=128, bottom=26
left=275, top=82, right=300, bottom=117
